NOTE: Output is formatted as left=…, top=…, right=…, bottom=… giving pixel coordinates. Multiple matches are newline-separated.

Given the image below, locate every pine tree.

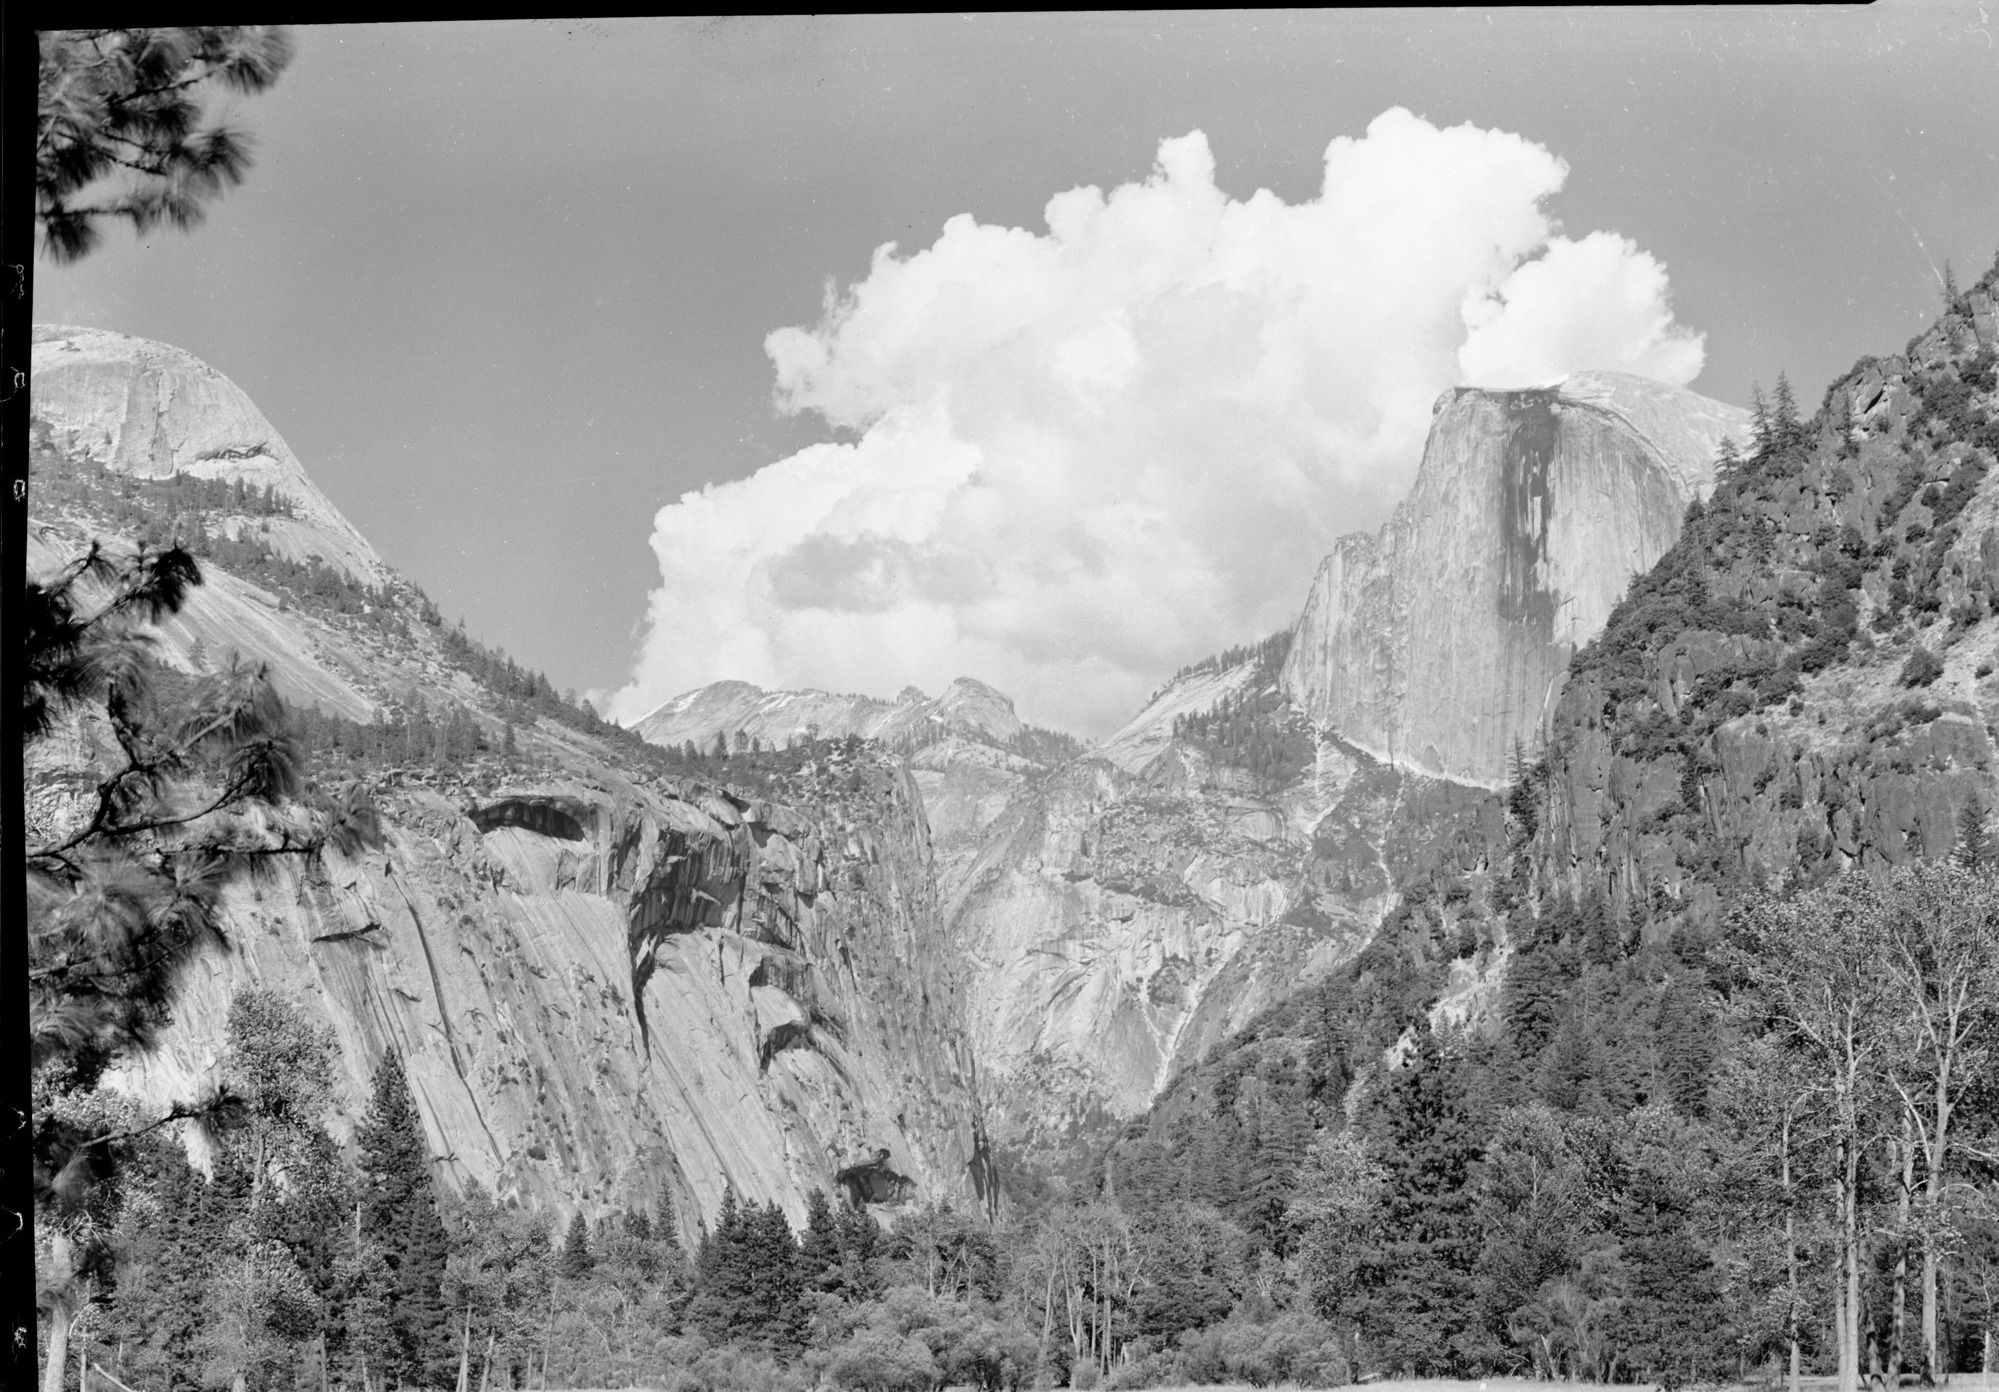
left=833, top=1198, right=884, bottom=1303
left=1656, top=985, right=1716, bottom=1118
left=1954, top=796, right=1992, bottom=869
left=102, top=1142, right=216, bottom=1389
left=1503, top=945, right=1565, bottom=1066
left=800, top=1188, right=841, bottom=1293
left=558, top=1211, right=594, bottom=1280
left=1772, top=373, right=1803, bottom=453
left=36, top=28, right=295, bottom=262
left=691, top=1187, right=753, bottom=1343
left=355, top=1051, right=452, bottom=1387
left=747, top=1200, right=805, bottom=1353
left=655, top=1188, right=687, bottom=1270
left=1578, top=890, right=1619, bottom=968
left=1245, top=1066, right=1312, bottom=1256
left=1615, top=1109, right=1729, bottom=1381
left=1354, top=1024, right=1488, bottom=1375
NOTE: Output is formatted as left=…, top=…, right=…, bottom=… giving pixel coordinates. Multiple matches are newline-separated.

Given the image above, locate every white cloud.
left=612, top=107, right=1706, bottom=736
left=1459, top=231, right=1706, bottom=388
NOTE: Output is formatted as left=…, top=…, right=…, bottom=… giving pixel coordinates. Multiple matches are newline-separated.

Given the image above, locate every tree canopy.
left=36, top=28, right=293, bottom=263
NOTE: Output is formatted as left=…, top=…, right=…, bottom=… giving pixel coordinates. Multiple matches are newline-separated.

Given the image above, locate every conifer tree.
left=833, top=1198, right=885, bottom=1303
left=558, top=1211, right=594, bottom=1280
left=1955, top=797, right=1992, bottom=870
left=36, top=28, right=294, bottom=262
left=1355, top=1023, right=1487, bottom=1375
left=1246, top=1068, right=1312, bottom=1256
left=691, top=1187, right=752, bottom=1342
left=800, top=1188, right=842, bottom=1293
left=354, top=1051, right=451, bottom=1387
left=1615, top=1107, right=1729, bottom=1381
left=1503, top=944, right=1564, bottom=1066
left=1772, top=373, right=1803, bottom=453
left=655, top=1187, right=687, bottom=1270
left=101, top=1141, right=214, bottom=1388
left=747, top=1199, right=805, bottom=1353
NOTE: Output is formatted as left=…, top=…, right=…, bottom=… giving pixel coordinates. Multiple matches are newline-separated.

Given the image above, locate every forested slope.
left=1092, top=263, right=1999, bottom=1382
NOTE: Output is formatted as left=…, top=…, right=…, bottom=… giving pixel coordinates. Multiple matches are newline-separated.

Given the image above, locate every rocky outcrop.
left=1283, top=372, right=1749, bottom=786
left=29, top=328, right=993, bottom=1240
left=31, top=325, right=390, bottom=588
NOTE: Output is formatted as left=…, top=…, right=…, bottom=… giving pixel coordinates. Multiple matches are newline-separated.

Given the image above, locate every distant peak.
left=942, top=676, right=1013, bottom=704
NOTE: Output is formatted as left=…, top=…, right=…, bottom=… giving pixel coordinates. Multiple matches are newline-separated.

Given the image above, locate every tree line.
left=1098, top=856, right=1999, bottom=1390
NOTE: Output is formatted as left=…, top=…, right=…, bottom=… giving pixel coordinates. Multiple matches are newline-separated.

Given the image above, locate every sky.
left=33, top=9, right=1999, bottom=737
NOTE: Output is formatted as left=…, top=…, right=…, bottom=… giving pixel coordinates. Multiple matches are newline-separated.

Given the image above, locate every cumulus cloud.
left=612, top=107, right=1706, bottom=736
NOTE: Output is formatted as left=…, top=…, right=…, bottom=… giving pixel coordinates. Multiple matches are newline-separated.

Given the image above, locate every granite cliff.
left=27, top=327, right=996, bottom=1242
left=1284, top=371, right=1750, bottom=786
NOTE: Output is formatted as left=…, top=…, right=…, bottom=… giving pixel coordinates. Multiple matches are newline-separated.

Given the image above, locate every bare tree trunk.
left=1843, top=1129, right=1863, bottom=1392
left=1039, top=1265, right=1056, bottom=1381
left=1893, top=1114, right=1916, bottom=1383
left=41, top=1234, right=73, bottom=1392
left=1923, top=1058, right=1952, bottom=1381
left=539, top=1298, right=554, bottom=1392
left=478, top=1331, right=496, bottom=1392
left=456, top=1310, right=472, bottom=1392
left=1799, top=1112, right=1815, bottom=1392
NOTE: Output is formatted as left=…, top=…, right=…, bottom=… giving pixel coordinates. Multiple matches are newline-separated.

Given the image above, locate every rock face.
left=100, top=764, right=994, bottom=1244
left=1527, top=326, right=1999, bottom=925
left=28, top=328, right=993, bottom=1241
left=1283, top=372, right=1750, bottom=786
left=32, top=325, right=390, bottom=587
left=936, top=649, right=1502, bottom=1163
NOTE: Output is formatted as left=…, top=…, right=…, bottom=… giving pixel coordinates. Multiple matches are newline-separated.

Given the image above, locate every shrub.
left=824, top=1329, right=937, bottom=1392
left=1900, top=647, right=1945, bottom=687
left=1174, top=1311, right=1350, bottom=1387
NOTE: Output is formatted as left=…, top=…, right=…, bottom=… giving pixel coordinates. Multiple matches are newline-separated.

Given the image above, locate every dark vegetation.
left=1169, top=630, right=1294, bottom=687
left=1171, top=685, right=1316, bottom=793
left=1158, top=631, right=1317, bottom=793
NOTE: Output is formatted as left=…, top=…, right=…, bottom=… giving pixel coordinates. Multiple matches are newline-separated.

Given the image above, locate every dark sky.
left=34, top=10, right=1999, bottom=713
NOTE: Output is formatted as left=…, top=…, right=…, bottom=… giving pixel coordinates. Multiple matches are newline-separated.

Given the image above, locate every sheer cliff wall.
left=1283, top=371, right=1750, bottom=786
